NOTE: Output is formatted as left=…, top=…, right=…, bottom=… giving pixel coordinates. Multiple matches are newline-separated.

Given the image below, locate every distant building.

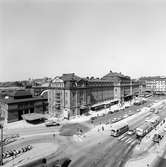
left=31, top=82, right=50, bottom=97
left=0, top=89, right=48, bottom=123
left=48, top=71, right=140, bottom=118
left=140, top=76, right=166, bottom=94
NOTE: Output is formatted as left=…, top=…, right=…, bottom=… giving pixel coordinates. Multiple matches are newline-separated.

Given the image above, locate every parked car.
left=45, top=121, right=60, bottom=127
left=112, top=118, right=118, bottom=123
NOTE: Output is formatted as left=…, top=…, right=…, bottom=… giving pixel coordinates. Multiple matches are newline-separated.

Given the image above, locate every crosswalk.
left=117, top=134, right=136, bottom=144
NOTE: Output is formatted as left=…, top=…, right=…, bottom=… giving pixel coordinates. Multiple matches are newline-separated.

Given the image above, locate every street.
left=2, top=96, right=166, bottom=167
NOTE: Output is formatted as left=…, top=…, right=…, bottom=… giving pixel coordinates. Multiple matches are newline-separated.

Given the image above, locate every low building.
left=48, top=70, right=140, bottom=118
left=0, top=89, right=48, bottom=124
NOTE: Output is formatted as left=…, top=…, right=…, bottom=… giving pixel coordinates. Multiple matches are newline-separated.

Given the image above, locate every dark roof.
left=60, top=73, right=83, bottom=82
left=102, top=70, right=130, bottom=80
left=22, top=113, right=47, bottom=121
left=0, top=96, right=47, bottom=104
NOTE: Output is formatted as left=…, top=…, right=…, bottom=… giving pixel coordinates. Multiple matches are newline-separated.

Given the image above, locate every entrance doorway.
left=18, top=110, right=23, bottom=120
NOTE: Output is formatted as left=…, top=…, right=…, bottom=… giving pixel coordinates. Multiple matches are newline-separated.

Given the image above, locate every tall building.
left=48, top=71, right=140, bottom=118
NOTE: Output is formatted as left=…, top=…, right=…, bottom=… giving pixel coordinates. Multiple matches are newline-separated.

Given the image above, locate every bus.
left=91, top=103, right=105, bottom=111
left=136, top=122, right=153, bottom=137
left=111, top=122, right=129, bottom=137
left=91, top=99, right=120, bottom=111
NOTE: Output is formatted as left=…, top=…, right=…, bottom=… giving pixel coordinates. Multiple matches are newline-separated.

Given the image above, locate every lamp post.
left=0, top=117, right=5, bottom=166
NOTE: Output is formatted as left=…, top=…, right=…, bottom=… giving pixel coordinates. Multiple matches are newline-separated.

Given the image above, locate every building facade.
left=48, top=71, right=140, bottom=118
left=0, top=89, right=48, bottom=123
left=140, top=76, right=166, bottom=94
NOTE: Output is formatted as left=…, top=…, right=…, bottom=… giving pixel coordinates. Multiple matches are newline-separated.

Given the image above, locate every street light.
left=0, top=117, right=5, bottom=166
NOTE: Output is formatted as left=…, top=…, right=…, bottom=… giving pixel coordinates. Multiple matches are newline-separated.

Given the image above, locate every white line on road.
left=118, top=134, right=126, bottom=140
left=120, top=136, right=128, bottom=141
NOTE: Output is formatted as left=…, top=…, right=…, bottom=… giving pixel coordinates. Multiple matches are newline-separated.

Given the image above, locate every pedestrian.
left=102, top=126, right=104, bottom=131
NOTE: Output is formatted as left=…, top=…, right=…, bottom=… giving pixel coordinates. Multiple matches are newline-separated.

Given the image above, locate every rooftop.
left=102, top=70, right=130, bottom=80
left=60, top=73, right=83, bottom=82
left=0, top=96, right=47, bottom=104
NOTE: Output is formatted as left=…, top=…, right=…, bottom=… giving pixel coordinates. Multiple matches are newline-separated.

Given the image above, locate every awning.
left=22, top=113, right=47, bottom=121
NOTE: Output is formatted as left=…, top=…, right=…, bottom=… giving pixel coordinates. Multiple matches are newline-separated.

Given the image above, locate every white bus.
left=111, top=122, right=129, bottom=137
left=136, top=122, right=153, bottom=137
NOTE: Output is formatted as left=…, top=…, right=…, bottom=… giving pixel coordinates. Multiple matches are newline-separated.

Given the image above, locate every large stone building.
left=48, top=71, right=140, bottom=118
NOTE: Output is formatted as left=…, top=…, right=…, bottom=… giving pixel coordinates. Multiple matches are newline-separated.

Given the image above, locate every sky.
left=1, top=0, right=166, bottom=81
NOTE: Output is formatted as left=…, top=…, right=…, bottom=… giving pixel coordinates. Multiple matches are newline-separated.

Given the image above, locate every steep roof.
left=102, top=70, right=130, bottom=80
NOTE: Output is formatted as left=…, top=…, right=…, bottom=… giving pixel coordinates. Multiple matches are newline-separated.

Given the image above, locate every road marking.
left=125, top=138, right=131, bottom=143
left=118, top=134, right=126, bottom=140
left=120, top=136, right=128, bottom=141
left=126, top=138, right=133, bottom=144
left=130, top=140, right=136, bottom=145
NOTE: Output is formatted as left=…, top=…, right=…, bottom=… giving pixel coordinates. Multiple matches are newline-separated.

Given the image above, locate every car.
left=45, top=121, right=60, bottom=127
left=112, top=118, right=118, bottom=123
left=127, top=129, right=135, bottom=135
left=150, top=108, right=155, bottom=112
left=123, top=114, right=128, bottom=118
